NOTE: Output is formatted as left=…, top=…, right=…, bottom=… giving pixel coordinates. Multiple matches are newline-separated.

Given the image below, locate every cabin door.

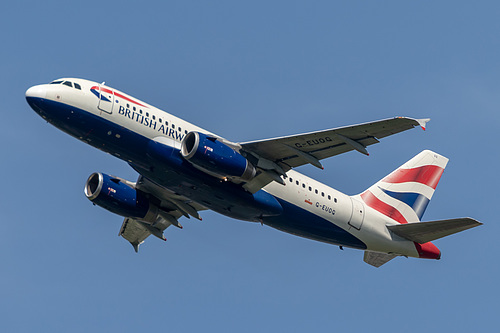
left=97, top=84, right=114, bottom=114
left=348, top=198, right=365, bottom=230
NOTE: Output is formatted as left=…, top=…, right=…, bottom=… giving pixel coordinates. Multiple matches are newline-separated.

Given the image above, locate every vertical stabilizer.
left=359, top=150, right=448, bottom=224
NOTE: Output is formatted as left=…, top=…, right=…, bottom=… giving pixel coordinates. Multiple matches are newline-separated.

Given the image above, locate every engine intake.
left=181, top=131, right=255, bottom=181
left=84, top=172, right=158, bottom=222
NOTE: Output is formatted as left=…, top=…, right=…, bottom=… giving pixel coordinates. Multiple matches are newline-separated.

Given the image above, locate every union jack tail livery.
left=360, top=150, right=448, bottom=224
left=357, top=150, right=480, bottom=267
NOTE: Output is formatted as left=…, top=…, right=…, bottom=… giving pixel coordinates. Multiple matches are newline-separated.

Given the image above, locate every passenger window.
left=172, top=124, right=175, bottom=129
left=159, top=118, right=162, bottom=123
left=321, top=192, right=325, bottom=197
left=302, top=184, right=305, bottom=188
left=146, top=112, right=149, bottom=117
left=63, top=81, right=73, bottom=87
left=334, top=198, right=338, bottom=203
left=178, top=127, right=181, bottom=131
left=153, top=115, right=156, bottom=120
left=289, top=178, right=293, bottom=182
left=308, top=186, right=312, bottom=191
left=296, top=180, right=299, bottom=185
left=328, top=195, right=331, bottom=200
left=74, top=83, right=81, bottom=90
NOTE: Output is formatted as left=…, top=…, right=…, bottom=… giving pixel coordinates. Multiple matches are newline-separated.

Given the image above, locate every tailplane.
left=363, top=251, right=397, bottom=267
left=360, top=150, right=448, bottom=224
left=387, top=217, right=482, bottom=244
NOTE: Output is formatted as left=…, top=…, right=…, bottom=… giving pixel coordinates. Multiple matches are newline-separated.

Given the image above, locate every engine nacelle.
left=84, top=173, right=158, bottom=222
left=181, top=131, right=256, bottom=181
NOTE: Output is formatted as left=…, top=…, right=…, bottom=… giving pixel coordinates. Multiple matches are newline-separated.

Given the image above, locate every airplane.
left=25, top=78, right=482, bottom=267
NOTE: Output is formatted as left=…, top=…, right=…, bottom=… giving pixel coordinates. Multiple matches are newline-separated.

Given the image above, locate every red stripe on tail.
left=382, top=165, right=444, bottom=189
left=360, top=191, right=408, bottom=224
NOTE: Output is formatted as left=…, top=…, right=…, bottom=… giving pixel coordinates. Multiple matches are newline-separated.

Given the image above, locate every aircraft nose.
left=25, top=84, right=47, bottom=99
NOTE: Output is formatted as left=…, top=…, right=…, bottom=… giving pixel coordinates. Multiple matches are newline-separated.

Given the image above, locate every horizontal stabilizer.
left=363, top=251, right=397, bottom=267
left=387, top=218, right=482, bottom=244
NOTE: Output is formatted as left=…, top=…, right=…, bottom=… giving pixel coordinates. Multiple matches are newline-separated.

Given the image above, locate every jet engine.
left=181, top=131, right=256, bottom=181
left=84, top=172, right=158, bottom=222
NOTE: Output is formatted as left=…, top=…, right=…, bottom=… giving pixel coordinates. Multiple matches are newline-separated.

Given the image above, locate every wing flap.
left=242, top=170, right=279, bottom=194
left=117, top=174, right=207, bottom=251
left=135, top=175, right=206, bottom=220
left=387, top=218, right=482, bottom=244
left=241, top=117, right=428, bottom=170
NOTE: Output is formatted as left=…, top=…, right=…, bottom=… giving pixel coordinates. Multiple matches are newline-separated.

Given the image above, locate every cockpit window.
left=49, top=79, right=82, bottom=90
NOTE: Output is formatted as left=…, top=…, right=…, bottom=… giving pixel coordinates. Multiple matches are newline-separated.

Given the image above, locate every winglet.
left=416, top=118, right=430, bottom=131
left=131, top=242, right=140, bottom=253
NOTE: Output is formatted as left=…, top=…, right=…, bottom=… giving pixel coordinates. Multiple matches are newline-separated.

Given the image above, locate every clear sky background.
left=1, top=1, right=498, bottom=332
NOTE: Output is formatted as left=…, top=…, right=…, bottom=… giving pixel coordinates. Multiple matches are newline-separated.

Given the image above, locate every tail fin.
left=360, top=150, right=449, bottom=224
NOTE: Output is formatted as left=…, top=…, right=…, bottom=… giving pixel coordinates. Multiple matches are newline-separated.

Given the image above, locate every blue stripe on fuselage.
left=263, top=198, right=366, bottom=249
left=27, top=97, right=281, bottom=221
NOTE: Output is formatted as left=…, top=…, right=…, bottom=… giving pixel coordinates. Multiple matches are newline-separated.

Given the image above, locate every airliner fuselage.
left=26, top=78, right=481, bottom=267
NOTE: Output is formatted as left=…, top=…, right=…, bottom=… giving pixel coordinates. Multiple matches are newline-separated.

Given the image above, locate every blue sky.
left=1, top=1, right=498, bottom=331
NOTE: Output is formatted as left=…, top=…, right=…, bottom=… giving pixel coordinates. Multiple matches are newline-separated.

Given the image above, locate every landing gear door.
left=97, top=84, right=114, bottom=114
left=348, top=198, right=365, bottom=230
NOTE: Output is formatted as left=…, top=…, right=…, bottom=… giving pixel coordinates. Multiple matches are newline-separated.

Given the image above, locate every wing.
left=240, top=117, right=429, bottom=193
left=118, top=175, right=207, bottom=252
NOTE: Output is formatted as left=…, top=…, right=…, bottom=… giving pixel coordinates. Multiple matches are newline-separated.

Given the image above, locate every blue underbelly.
left=28, top=98, right=283, bottom=221
left=263, top=198, right=366, bottom=249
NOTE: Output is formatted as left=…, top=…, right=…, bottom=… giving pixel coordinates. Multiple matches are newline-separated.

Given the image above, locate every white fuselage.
left=26, top=78, right=422, bottom=258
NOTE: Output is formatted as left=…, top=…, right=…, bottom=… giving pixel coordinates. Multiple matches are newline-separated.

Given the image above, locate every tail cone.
left=415, top=242, right=441, bottom=260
